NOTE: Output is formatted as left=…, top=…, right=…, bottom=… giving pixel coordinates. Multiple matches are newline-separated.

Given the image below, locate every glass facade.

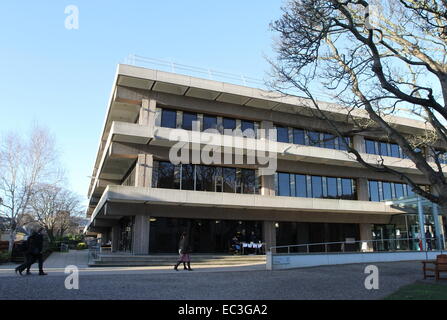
left=365, top=138, right=425, bottom=160
left=276, top=125, right=351, bottom=151
left=276, top=172, right=356, bottom=200
left=149, top=217, right=263, bottom=253
left=153, top=161, right=259, bottom=194
left=368, top=179, right=416, bottom=201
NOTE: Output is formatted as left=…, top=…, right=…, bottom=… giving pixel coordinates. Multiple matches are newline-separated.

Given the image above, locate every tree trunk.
left=8, top=229, right=16, bottom=253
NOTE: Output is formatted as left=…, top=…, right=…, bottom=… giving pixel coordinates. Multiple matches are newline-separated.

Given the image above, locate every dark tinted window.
left=379, top=142, right=389, bottom=157
left=338, top=137, right=350, bottom=151
left=195, top=165, right=216, bottom=192
left=203, top=115, right=217, bottom=131
left=223, top=168, right=236, bottom=193
left=341, top=179, right=353, bottom=200
left=390, top=144, right=400, bottom=158
left=327, top=177, right=338, bottom=198
left=276, top=126, right=289, bottom=143
left=395, top=183, right=404, bottom=199
left=161, top=109, right=177, bottom=128
left=307, top=131, right=321, bottom=147
left=293, top=129, right=305, bottom=145
left=181, top=164, right=195, bottom=190
left=241, top=120, right=255, bottom=138
left=369, top=181, right=380, bottom=201
left=311, top=176, right=323, bottom=198
left=182, top=112, right=197, bottom=131
left=157, top=162, right=180, bottom=189
left=323, top=134, right=336, bottom=149
left=295, top=174, right=307, bottom=197
left=382, top=182, right=392, bottom=200
left=241, top=169, right=256, bottom=194
left=223, top=118, right=236, bottom=131
left=278, top=173, right=291, bottom=196
left=365, top=140, right=376, bottom=154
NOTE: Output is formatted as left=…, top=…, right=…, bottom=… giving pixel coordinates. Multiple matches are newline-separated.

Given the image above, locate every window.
left=196, top=165, right=216, bottom=192
left=311, top=176, right=323, bottom=198
left=307, top=131, right=321, bottom=147
left=278, top=173, right=291, bottom=196
left=241, top=120, right=255, bottom=138
left=161, top=109, right=177, bottom=128
left=276, top=126, right=289, bottom=143
left=341, top=178, right=354, bottom=200
left=181, top=164, right=195, bottom=190
left=241, top=169, right=256, bottom=194
left=394, top=183, right=404, bottom=199
left=182, top=112, right=197, bottom=131
left=369, top=180, right=380, bottom=202
left=326, top=177, right=338, bottom=199
left=382, top=182, right=393, bottom=201
left=157, top=162, right=180, bottom=189
left=295, top=174, right=307, bottom=197
left=338, top=137, right=351, bottom=151
left=323, top=133, right=336, bottom=149
left=223, top=168, right=236, bottom=193
left=390, top=144, right=400, bottom=158
left=379, top=142, right=389, bottom=157
left=223, top=118, right=236, bottom=132
left=293, top=129, right=305, bottom=145
left=365, top=139, right=377, bottom=155
left=202, top=114, right=217, bottom=131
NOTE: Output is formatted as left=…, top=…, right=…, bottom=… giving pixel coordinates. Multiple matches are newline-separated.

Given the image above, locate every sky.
left=0, top=1, right=284, bottom=205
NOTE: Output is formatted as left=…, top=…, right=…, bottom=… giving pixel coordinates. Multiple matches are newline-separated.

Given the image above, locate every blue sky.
left=0, top=1, right=283, bottom=205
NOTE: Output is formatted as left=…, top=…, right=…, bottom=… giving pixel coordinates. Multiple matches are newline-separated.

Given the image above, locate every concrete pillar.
left=259, top=120, right=274, bottom=140
left=357, top=178, right=369, bottom=201
left=132, top=215, right=150, bottom=255
left=359, top=223, right=373, bottom=252
left=352, top=135, right=365, bottom=153
left=261, top=174, right=275, bottom=196
left=263, top=221, right=277, bottom=253
left=135, top=153, right=153, bottom=188
left=140, top=99, right=157, bottom=137
left=111, top=225, right=120, bottom=252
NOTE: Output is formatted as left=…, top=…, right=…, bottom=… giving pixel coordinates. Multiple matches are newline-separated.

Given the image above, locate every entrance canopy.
left=385, top=195, right=444, bottom=250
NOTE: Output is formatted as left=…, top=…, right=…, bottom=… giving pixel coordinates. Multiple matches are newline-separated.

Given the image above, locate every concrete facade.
left=85, top=64, right=445, bottom=256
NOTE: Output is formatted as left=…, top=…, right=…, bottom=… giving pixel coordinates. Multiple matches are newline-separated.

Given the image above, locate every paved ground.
left=0, top=250, right=434, bottom=300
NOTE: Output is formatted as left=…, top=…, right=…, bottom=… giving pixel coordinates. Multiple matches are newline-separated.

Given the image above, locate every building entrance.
left=148, top=217, right=263, bottom=254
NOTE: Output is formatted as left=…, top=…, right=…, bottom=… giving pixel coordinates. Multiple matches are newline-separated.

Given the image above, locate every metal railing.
left=270, top=237, right=445, bottom=255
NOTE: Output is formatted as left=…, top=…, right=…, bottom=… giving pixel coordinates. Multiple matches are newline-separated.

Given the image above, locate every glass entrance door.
left=372, top=225, right=396, bottom=251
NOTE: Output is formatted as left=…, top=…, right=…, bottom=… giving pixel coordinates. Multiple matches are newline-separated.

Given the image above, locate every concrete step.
left=89, top=254, right=266, bottom=267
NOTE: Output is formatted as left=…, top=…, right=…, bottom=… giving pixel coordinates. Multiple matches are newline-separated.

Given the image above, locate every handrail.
left=270, top=237, right=445, bottom=255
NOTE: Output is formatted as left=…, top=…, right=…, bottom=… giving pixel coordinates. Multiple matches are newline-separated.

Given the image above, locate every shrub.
left=0, top=251, right=11, bottom=263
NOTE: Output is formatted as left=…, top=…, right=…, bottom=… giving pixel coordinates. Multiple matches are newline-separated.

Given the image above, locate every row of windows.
left=368, top=180, right=416, bottom=202
left=276, top=172, right=356, bottom=200
left=364, top=138, right=427, bottom=160
left=152, top=161, right=259, bottom=194
left=275, top=126, right=352, bottom=151
left=158, top=108, right=258, bottom=137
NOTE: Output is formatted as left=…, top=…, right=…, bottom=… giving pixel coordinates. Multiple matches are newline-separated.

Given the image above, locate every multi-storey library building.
left=84, top=64, right=446, bottom=254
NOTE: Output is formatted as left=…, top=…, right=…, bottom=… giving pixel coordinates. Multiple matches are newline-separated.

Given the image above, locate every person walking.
left=425, top=229, right=433, bottom=251
left=174, top=232, right=193, bottom=271
left=15, top=227, right=47, bottom=276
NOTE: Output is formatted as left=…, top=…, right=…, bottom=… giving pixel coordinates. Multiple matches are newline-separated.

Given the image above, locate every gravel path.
left=0, top=261, right=427, bottom=300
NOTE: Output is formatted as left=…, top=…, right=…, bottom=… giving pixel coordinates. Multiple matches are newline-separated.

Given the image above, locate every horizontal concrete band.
left=267, top=250, right=444, bottom=270
left=87, top=185, right=404, bottom=227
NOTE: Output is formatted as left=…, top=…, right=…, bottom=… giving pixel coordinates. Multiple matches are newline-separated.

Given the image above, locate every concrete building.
left=84, top=64, right=447, bottom=255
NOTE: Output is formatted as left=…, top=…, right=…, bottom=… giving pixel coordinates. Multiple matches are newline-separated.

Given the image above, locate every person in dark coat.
left=174, top=232, right=193, bottom=271
left=15, top=227, right=47, bottom=276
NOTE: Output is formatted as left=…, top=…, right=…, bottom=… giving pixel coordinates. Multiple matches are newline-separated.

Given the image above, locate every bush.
left=0, top=251, right=11, bottom=264
left=76, top=243, right=87, bottom=250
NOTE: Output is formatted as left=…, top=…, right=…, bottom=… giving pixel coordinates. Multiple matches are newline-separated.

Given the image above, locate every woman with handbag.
left=174, top=232, right=193, bottom=271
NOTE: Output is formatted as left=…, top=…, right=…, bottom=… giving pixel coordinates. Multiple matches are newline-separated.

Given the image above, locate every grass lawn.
left=385, top=281, right=447, bottom=300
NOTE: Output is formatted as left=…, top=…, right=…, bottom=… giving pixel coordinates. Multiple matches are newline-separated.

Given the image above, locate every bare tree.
left=29, top=184, right=82, bottom=243
left=270, top=0, right=447, bottom=210
left=0, top=125, right=61, bottom=252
